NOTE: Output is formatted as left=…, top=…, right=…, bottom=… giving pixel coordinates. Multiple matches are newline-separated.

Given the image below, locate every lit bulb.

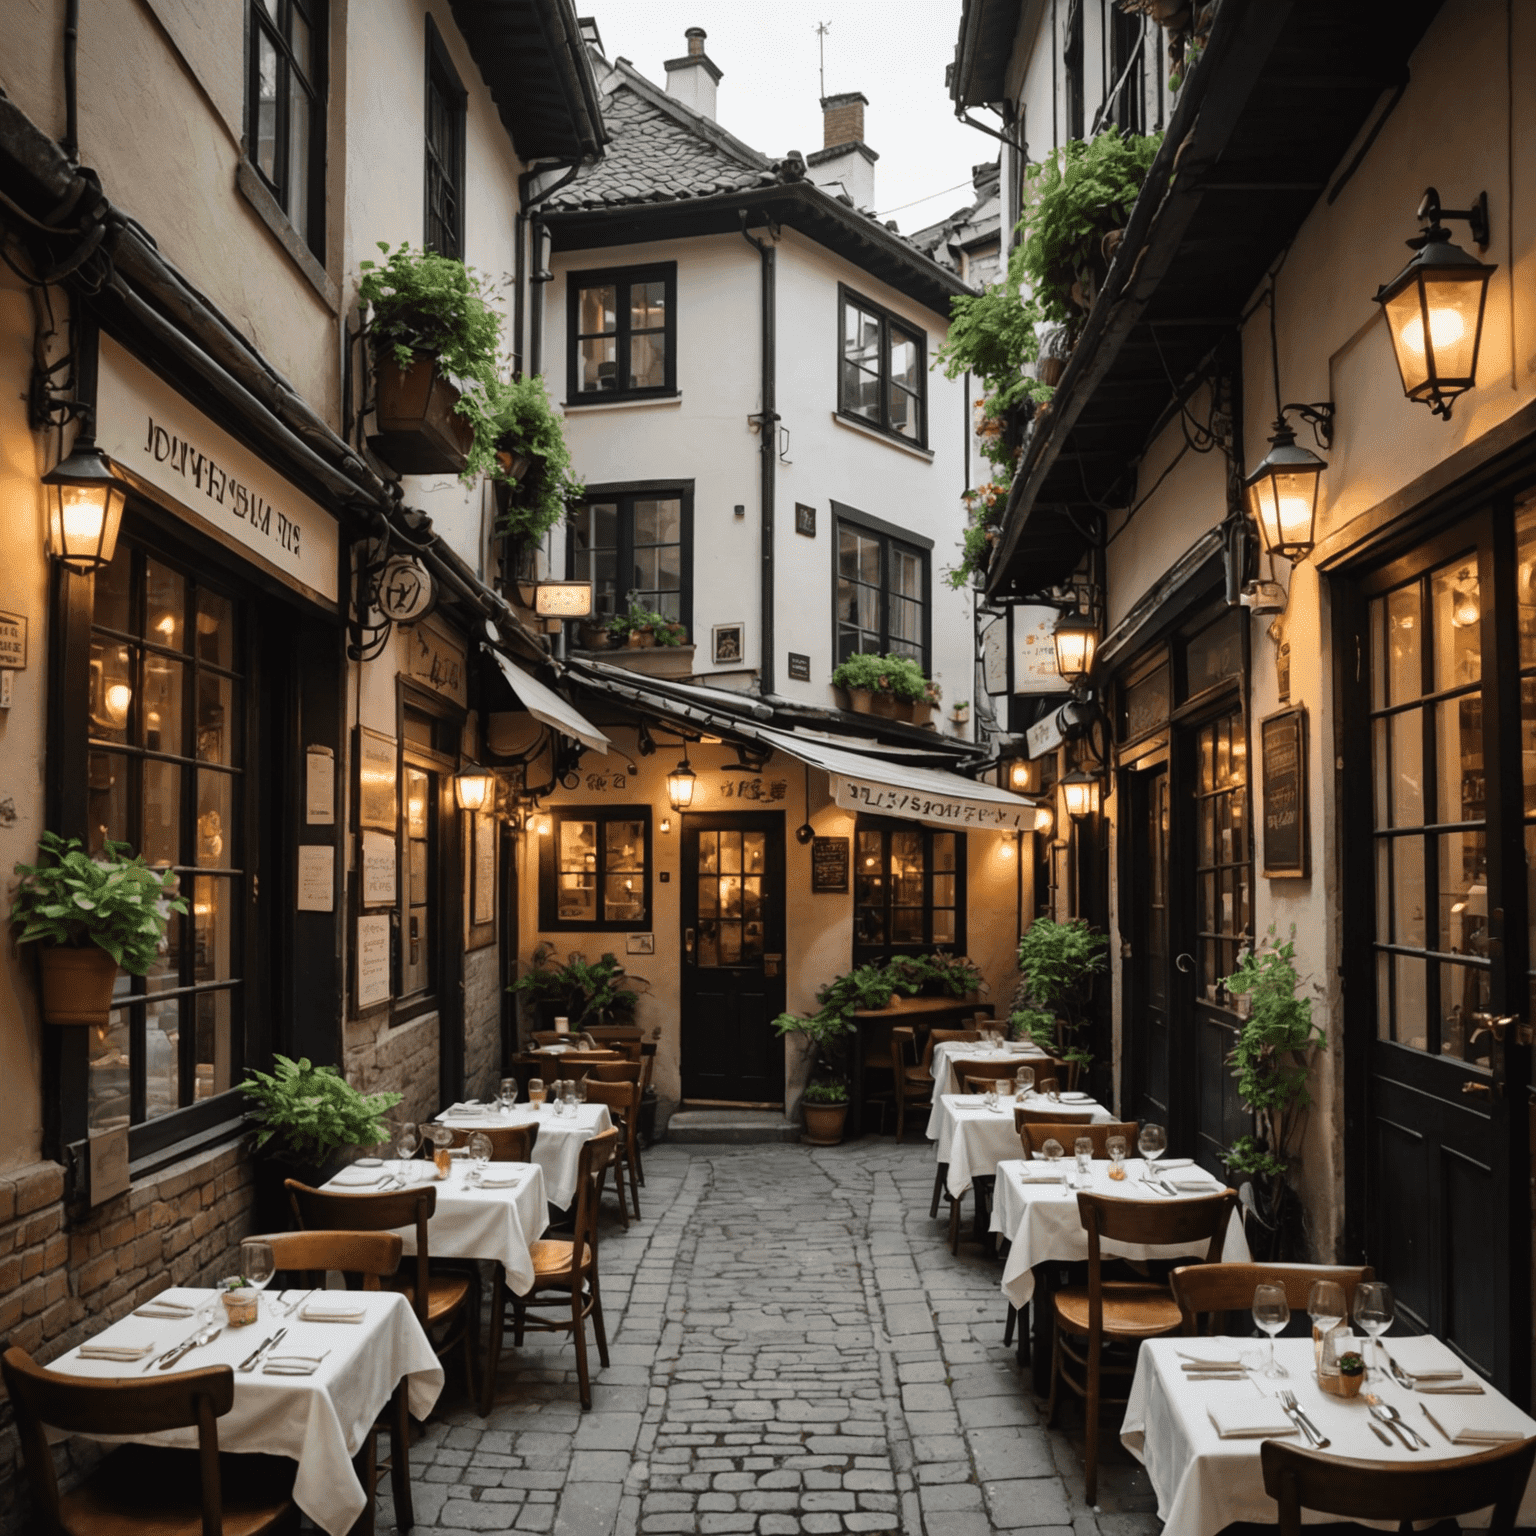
left=1451, top=591, right=1479, bottom=629
left=660, top=817, right=672, bottom=834
left=999, top=839, right=1015, bottom=860
left=1399, top=306, right=1466, bottom=360
left=60, top=487, right=105, bottom=542
left=105, top=683, right=131, bottom=724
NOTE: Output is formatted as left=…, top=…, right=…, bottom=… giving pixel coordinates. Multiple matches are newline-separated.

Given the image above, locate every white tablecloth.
left=1122, top=1336, right=1536, bottom=1535
left=991, top=1158, right=1250, bottom=1307
left=50, top=1288, right=441, bottom=1536
left=437, top=1102, right=611, bottom=1209
left=929, top=1041, right=1052, bottom=1100
left=930, top=1092, right=1116, bottom=1197
left=323, top=1160, right=548, bottom=1296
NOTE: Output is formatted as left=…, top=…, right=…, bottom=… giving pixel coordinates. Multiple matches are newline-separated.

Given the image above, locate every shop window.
left=539, top=807, right=652, bottom=931
left=424, top=16, right=466, bottom=259
left=838, top=287, right=926, bottom=444
left=397, top=702, right=452, bottom=1019
left=246, top=0, right=327, bottom=257
left=853, top=818, right=965, bottom=964
left=567, top=264, right=677, bottom=400
left=1193, top=711, right=1251, bottom=1007
left=86, top=543, right=247, bottom=1133
left=834, top=506, right=929, bottom=668
left=568, top=488, right=691, bottom=628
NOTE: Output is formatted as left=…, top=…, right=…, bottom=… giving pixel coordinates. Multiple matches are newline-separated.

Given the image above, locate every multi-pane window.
left=1194, top=712, right=1250, bottom=1007
left=424, top=18, right=466, bottom=259
left=540, top=809, right=651, bottom=930
left=854, top=821, right=964, bottom=962
left=1108, top=8, right=1145, bottom=134
left=86, top=543, right=246, bottom=1131
left=569, top=491, right=689, bottom=626
left=399, top=705, right=449, bottom=1010
left=568, top=265, right=677, bottom=400
left=247, top=0, right=326, bottom=257
left=694, top=828, right=767, bottom=967
left=835, top=515, right=927, bottom=666
left=838, top=289, right=925, bottom=443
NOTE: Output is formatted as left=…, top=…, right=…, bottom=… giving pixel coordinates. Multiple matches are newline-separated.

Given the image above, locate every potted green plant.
left=219, top=1275, right=259, bottom=1328
left=1220, top=931, right=1328, bottom=1261
left=799, top=1080, right=851, bottom=1146
left=951, top=700, right=970, bottom=725
left=1009, top=917, right=1108, bottom=1089
left=831, top=652, right=937, bottom=725
left=9, top=832, right=186, bottom=1026
left=773, top=1003, right=860, bottom=1146
left=510, top=946, right=646, bottom=1035
left=485, top=374, right=584, bottom=546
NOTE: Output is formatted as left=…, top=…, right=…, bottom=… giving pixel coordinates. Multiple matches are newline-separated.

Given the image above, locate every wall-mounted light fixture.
left=42, top=434, right=131, bottom=573
left=666, top=753, right=696, bottom=812
left=1033, top=804, right=1054, bottom=837
left=1244, top=404, right=1333, bottom=563
left=1006, top=758, right=1032, bottom=794
left=1059, top=768, right=1101, bottom=821
left=533, top=812, right=552, bottom=837
left=1375, top=188, right=1496, bottom=419
left=453, top=766, right=494, bottom=812
left=660, top=816, right=673, bottom=835
left=1052, top=613, right=1099, bottom=692
left=534, top=581, right=594, bottom=619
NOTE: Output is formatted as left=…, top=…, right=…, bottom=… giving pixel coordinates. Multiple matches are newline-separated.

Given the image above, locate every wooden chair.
left=1050, top=1187, right=1238, bottom=1505
left=286, top=1179, right=479, bottom=1399
left=1, top=1346, right=299, bottom=1536
left=892, top=1027, right=934, bottom=1142
left=582, top=1078, right=642, bottom=1225
left=447, top=1122, right=540, bottom=1161
left=1015, top=1104, right=1096, bottom=1130
left=586, top=1060, right=642, bottom=1084
left=484, top=1127, right=620, bottom=1413
left=1172, top=1261, right=1374, bottom=1336
left=635, top=1041, right=658, bottom=1186
left=963, top=1072, right=1023, bottom=1095
left=947, top=1057, right=1017, bottom=1096
left=586, top=1025, right=643, bottom=1062
left=264, top=1230, right=414, bottom=1530
left=1020, top=1120, right=1139, bottom=1157
left=1260, top=1438, right=1536, bottom=1536
left=531, top=1030, right=597, bottom=1048
left=926, top=1027, right=981, bottom=1080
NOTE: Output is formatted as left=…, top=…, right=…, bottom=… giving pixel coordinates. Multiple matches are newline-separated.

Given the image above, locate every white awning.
left=492, top=652, right=610, bottom=756
left=753, top=726, right=1038, bottom=831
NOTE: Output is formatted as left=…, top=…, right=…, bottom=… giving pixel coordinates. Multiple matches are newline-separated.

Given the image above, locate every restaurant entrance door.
left=1340, top=498, right=1534, bottom=1401
left=679, top=813, right=786, bottom=1103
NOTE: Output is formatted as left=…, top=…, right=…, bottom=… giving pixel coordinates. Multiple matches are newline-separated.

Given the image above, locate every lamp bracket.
left=1279, top=401, right=1334, bottom=450
left=1411, top=187, right=1490, bottom=252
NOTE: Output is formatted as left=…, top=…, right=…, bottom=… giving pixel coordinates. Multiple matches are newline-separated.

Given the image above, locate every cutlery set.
left=132, top=1288, right=350, bottom=1374
left=1278, top=1389, right=1330, bottom=1448
left=1364, top=1393, right=1430, bottom=1450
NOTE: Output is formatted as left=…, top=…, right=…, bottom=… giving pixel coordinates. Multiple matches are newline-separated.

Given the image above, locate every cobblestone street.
left=384, top=1141, right=1161, bottom=1536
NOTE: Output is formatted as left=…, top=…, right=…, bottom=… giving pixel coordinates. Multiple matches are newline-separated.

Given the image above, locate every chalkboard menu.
left=1260, top=706, right=1308, bottom=879
left=811, top=836, right=849, bottom=893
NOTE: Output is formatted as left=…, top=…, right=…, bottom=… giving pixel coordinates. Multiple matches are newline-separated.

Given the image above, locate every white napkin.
left=1207, top=1399, right=1297, bottom=1438
left=300, top=1301, right=366, bottom=1323
left=479, top=1171, right=525, bottom=1187
left=78, top=1337, right=157, bottom=1361
left=1385, top=1337, right=1464, bottom=1381
left=1017, top=1171, right=1069, bottom=1184
left=1157, top=1158, right=1194, bottom=1170
left=1172, top=1178, right=1225, bottom=1193
left=329, top=1167, right=385, bottom=1188
left=1421, top=1399, right=1525, bottom=1444
left=262, top=1352, right=329, bottom=1375
left=134, top=1291, right=200, bottom=1319
left=1179, top=1352, right=1244, bottom=1370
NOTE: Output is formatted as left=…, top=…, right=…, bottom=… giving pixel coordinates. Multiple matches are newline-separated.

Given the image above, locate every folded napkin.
left=1157, top=1158, right=1194, bottom=1170
left=329, top=1167, right=385, bottom=1188
left=1385, top=1336, right=1464, bottom=1381
left=1171, top=1178, right=1225, bottom=1193
left=134, top=1292, right=199, bottom=1319
left=478, top=1172, right=525, bottom=1188
left=1207, top=1399, right=1298, bottom=1438
left=1016, top=1172, right=1069, bottom=1184
left=300, top=1301, right=366, bottom=1323
left=78, top=1337, right=157, bottom=1361
left=262, top=1352, right=328, bottom=1375
left=1179, top=1352, right=1244, bottom=1371
left=1421, top=1399, right=1526, bottom=1444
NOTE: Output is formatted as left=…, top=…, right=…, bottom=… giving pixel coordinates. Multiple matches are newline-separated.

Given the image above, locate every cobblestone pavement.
left=380, top=1140, right=1162, bottom=1536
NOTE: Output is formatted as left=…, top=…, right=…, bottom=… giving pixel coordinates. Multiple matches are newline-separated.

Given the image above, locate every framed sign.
left=981, top=617, right=1009, bottom=696
left=357, top=728, right=397, bottom=832
left=1260, top=705, right=1308, bottom=879
left=794, top=503, right=816, bottom=537
left=713, top=623, right=744, bottom=665
left=469, top=812, right=496, bottom=937
left=787, top=652, right=811, bottom=682
left=811, top=836, right=849, bottom=893
left=0, top=610, right=28, bottom=670
left=1010, top=604, right=1065, bottom=695
left=356, top=914, right=392, bottom=1010
left=361, top=830, right=397, bottom=906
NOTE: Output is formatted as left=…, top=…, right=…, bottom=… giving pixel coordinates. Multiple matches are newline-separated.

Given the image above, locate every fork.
left=1279, top=1389, right=1330, bottom=1448
left=1364, top=1394, right=1421, bottom=1450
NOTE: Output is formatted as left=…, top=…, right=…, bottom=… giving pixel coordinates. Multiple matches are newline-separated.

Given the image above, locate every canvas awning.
left=492, top=651, right=610, bottom=755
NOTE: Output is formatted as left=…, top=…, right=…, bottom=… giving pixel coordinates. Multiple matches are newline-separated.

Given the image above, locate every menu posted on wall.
left=1260, top=706, right=1308, bottom=879
left=811, top=836, right=849, bottom=893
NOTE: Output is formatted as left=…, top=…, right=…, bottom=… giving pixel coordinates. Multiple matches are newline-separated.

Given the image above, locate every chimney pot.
left=664, top=26, right=722, bottom=120
left=686, top=26, right=706, bottom=56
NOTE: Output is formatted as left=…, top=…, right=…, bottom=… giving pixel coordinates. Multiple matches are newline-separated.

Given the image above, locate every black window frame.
left=245, top=0, right=328, bottom=261
left=1107, top=6, right=1146, bottom=135
left=565, top=263, right=679, bottom=403
left=852, top=815, right=967, bottom=967
left=566, top=481, right=694, bottom=634
left=832, top=502, right=932, bottom=670
left=836, top=286, right=928, bottom=447
left=1063, top=0, right=1085, bottom=140
left=423, top=15, right=467, bottom=260
left=539, top=806, right=654, bottom=932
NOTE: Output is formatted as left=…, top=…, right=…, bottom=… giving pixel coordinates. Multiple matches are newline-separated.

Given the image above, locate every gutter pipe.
left=515, top=159, right=582, bottom=379
left=740, top=214, right=778, bottom=699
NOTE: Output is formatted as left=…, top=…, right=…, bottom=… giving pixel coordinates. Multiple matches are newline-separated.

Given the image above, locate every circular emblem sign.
left=375, top=555, right=435, bottom=625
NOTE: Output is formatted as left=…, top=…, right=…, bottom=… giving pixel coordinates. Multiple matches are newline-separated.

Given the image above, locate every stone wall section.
left=463, top=943, right=502, bottom=1101
left=346, top=1010, right=440, bottom=1128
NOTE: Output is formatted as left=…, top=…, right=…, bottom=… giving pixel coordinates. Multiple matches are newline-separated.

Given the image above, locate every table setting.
left=930, top=1085, right=1116, bottom=1198
left=49, top=1285, right=441, bottom=1536
left=929, top=1037, right=1054, bottom=1099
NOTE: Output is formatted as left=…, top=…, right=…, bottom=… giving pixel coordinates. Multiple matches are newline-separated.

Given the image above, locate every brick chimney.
left=806, top=91, right=877, bottom=211
left=663, top=26, right=722, bottom=121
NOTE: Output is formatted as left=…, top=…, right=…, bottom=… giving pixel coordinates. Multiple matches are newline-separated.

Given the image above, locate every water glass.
left=394, top=1123, right=419, bottom=1163
left=1015, top=1066, right=1035, bottom=1097
left=1253, top=1283, right=1291, bottom=1378
left=1074, top=1136, right=1094, bottom=1178
left=1307, top=1280, right=1347, bottom=1364
left=1352, top=1282, right=1394, bottom=1375
left=240, top=1238, right=276, bottom=1315
left=466, top=1132, right=493, bottom=1185
left=1137, top=1122, right=1168, bottom=1176
left=498, top=1078, right=518, bottom=1113
left=528, top=1077, right=546, bottom=1111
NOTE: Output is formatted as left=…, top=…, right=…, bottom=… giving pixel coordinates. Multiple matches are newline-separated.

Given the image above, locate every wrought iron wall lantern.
left=1243, top=402, right=1333, bottom=564
left=453, top=765, right=494, bottom=812
left=666, top=753, right=697, bottom=812
left=1052, top=612, right=1100, bottom=692
left=1375, top=188, right=1496, bottom=420
left=1059, top=768, right=1101, bottom=821
left=1033, top=804, right=1054, bottom=836
left=42, top=433, right=131, bottom=573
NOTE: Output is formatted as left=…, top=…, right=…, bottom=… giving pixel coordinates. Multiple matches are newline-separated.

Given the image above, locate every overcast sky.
left=584, top=0, right=989, bottom=234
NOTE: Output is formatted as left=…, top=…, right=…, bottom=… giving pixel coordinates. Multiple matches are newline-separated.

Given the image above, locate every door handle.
left=684, top=927, right=695, bottom=958
left=1460, top=1081, right=1493, bottom=1099
left=1469, top=1012, right=1518, bottom=1043
left=1175, top=953, right=1194, bottom=974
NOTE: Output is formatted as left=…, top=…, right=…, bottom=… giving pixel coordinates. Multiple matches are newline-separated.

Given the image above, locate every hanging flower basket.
left=37, top=945, right=120, bottom=1027
left=370, top=351, right=475, bottom=475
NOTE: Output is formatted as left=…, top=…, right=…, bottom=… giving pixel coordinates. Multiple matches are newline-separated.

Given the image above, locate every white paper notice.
left=305, top=745, right=335, bottom=824
left=361, top=830, right=396, bottom=907
left=357, top=914, right=391, bottom=1009
left=297, top=845, right=334, bottom=911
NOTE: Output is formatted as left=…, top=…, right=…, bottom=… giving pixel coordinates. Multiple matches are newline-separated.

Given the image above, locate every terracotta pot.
left=579, top=623, right=612, bottom=651
left=868, top=691, right=903, bottom=720
left=37, top=945, right=120, bottom=1026
left=840, top=686, right=874, bottom=715
left=801, top=1101, right=848, bottom=1147
left=627, top=630, right=656, bottom=650
left=371, top=351, right=475, bottom=474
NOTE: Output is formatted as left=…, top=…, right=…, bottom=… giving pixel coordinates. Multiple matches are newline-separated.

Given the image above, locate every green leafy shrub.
left=239, top=1054, right=403, bottom=1166
left=831, top=652, right=937, bottom=704
left=10, top=832, right=185, bottom=974
left=510, top=945, right=644, bottom=1031
left=487, top=374, right=583, bottom=543
left=1010, top=917, right=1108, bottom=1070
left=607, top=601, right=687, bottom=647
left=802, top=1080, right=849, bottom=1105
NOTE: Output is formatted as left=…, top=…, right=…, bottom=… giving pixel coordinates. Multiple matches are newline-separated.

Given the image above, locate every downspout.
left=515, top=160, right=582, bottom=379
left=741, top=214, right=778, bottom=698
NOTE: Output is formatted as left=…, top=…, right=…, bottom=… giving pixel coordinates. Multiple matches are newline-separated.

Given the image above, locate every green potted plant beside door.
left=9, top=832, right=185, bottom=1026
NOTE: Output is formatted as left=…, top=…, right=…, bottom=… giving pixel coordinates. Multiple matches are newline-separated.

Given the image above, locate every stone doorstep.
left=663, top=1111, right=801, bottom=1145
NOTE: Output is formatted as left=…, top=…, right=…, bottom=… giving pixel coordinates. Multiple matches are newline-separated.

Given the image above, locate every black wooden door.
left=1125, top=760, right=1172, bottom=1128
left=1342, top=506, right=1529, bottom=1398
left=680, top=813, right=786, bottom=1103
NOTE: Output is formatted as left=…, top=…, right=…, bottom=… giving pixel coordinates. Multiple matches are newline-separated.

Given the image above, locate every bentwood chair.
left=1171, top=1261, right=1373, bottom=1336
left=1, top=1346, right=299, bottom=1536
left=1050, top=1188, right=1238, bottom=1505
left=635, top=1041, right=658, bottom=1186
left=264, top=1230, right=414, bottom=1530
left=586, top=1060, right=641, bottom=1084
left=925, top=1028, right=981, bottom=1091
left=286, top=1180, right=479, bottom=1399
left=1019, top=1121, right=1139, bottom=1158
left=891, top=1027, right=934, bottom=1143
left=582, top=1078, right=642, bottom=1225
left=447, top=1122, right=540, bottom=1162
left=1260, top=1438, right=1536, bottom=1536
left=483, top=1127, right=619, bottom=1413
left=1015, top=1104, right=1099, bottom=1130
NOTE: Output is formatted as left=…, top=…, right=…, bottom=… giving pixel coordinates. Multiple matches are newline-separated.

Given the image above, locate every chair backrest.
left=266, top=1228, right=403, bottom=1290
left=930, top=1029, right=981, bottom=1047
left=552, top=1050, right=621, bottom=1065
left=532, top=1030, right=596, bottom=1047
left=1020, top=1120, right=1139, bottom=1157
left=1172, top=1262, right=1375, bottom=1333
left=584, top=1077, right=640, bottom=1119
left=285, top=1179, right=437, bottom=1328
left=1260, top=1439, right=1536, bottom=1536
left=1014, top=1105, right=1098, bottom=1131
left=892, top=1026, right=918, bottom=1070
left=448, top=1122, right=539, bottom=1161
left=587, top=1060, right=642, bottom=1084
left=571, top=1127, right=621, bottom=1261
left=638, top=1040, right=657, bottom=1096
left=947, top=1057, right=1017, bottom=1093
left=2, top=1345, right=232, bottom=1536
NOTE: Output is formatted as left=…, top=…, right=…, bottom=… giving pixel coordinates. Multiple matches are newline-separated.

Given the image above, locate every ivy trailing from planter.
left=486, top=374, right=584, bottom=544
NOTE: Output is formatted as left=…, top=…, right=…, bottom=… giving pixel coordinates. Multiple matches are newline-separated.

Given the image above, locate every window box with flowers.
left=832, top=652, right=941, bottom=728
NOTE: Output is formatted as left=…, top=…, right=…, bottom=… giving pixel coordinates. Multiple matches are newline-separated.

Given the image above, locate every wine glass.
left=1137, top=1122, right=1168, bottom=1178
left=1074, top=1136, right=1094, bottom=1178
left=394, top=1123, right=419, bottom=1165
left=528, top=1077, right=546, bottom=1112
left=1105, top=1135, right=1128, bottom=1182
left=1307, top=1280, right=1347, bottom=1363
left=1352, top=1282, right=1395, bottom=1376
left=466, top=1132, right=493, bottom=1186
left=240, top=1238, right=276, bottom=1317
left=1252, top=1283, right=1291, bottom=1378
left=1015, top=1066, right=1035, bottom=1098
left=498, top=1078, right=518, bottom=1114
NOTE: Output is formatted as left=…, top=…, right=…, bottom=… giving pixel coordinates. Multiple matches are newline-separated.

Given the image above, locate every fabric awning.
left=492, top=651, right=610, bottom=755
left=754, top=727, right=1038, bottom=831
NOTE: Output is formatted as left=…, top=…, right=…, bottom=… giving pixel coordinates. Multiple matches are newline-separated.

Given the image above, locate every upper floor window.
left=838, top=288, right=925, bottom=445
left=1108, top=8, right=1146, bottom=135
left=569, top=486, right=692, bottom=628
left=834, top=504, right=930, bottom=668
left=247, top=0, right=327, bottom=257
left=424, top=17, right=466, bottom=259
left=1063, top=0, right=1084, bottom=141
left=567, top=265, right=677, bottom=401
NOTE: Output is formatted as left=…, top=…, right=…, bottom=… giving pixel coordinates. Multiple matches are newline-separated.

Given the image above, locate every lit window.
left=540, top=808, right=652, bottom=930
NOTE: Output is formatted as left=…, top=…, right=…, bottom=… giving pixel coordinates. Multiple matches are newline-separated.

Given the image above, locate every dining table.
left=929, top=1090, right=1117, bottom=1200
left=436, top=1099, right=611, bottom=1211
left=48, top=1286, right=441, bottom=1536
left=321, top=1156, right=549, bottom=1295
left=1122, top=1334, right=1536, bottom=1535
left=928, top=1039, right=1054, bottom=1100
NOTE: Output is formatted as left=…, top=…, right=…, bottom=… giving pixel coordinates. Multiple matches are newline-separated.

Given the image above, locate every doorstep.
left=664, top=1109, right=800, bottom=1144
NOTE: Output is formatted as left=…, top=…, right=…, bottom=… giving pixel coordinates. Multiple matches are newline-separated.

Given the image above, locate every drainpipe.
left=515, top=161, right=582, bottom=378
left=740, top=214, right=778, bottom=697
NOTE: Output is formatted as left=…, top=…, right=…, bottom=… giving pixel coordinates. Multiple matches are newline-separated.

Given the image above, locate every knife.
left=1290, top=1400, right=1328, bottom=1446
left=143, top=1313, right=214, bottom=1372
left=238, top=1326, right=286, bottom=1373
left=280, top=1288, right=315, bottom=1318
left=158, top=1322, right=223, bottom=1370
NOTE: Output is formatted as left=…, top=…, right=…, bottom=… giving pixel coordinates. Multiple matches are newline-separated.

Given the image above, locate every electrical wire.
left=876, top=179, right=975, bottom=219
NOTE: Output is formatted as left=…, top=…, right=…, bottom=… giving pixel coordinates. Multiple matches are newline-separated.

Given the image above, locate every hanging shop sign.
left=375, top=555, right=436, bottom=624
left=1026, top=708, right=1066, bottom=759
left=1260, top=705, right=1308, bottom=879
left=981, top=606, right=1067, bottom=696
left=94, top=335, right=339, bottom=606
left=407, top=620, right=468, bottom=706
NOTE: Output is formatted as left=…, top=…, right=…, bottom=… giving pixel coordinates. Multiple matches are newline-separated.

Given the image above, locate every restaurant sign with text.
left=833, top=776, right=1035, bottom=830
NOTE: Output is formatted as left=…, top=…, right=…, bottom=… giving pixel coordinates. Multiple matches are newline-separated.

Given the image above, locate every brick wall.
left=822, top=92, right=866, bottom=148
left=463, top=944, right=502, bottom=1101
left=0, top=1143, right=256, bottom=1531
left=345, top=1010, right=440, bottom=1127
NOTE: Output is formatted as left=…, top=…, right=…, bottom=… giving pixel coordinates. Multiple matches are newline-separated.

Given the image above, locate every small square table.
left=929, top=1091, right=1116, bottom=1199
left=437, top=1101, right=612, bottom=1209
left=929, top=1040, right=1053, bottom=1099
